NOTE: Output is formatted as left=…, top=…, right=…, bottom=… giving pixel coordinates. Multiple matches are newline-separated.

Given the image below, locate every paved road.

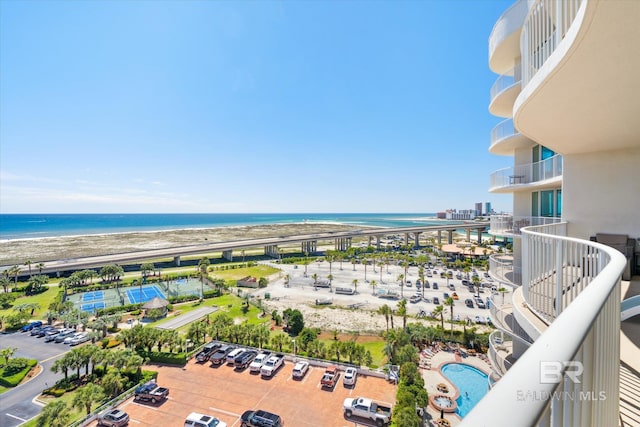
left=156, top=306, right=218, bottom=330
left=0, top=331, right=67, bottom=427
left=7, top=222, right=486, bottom=275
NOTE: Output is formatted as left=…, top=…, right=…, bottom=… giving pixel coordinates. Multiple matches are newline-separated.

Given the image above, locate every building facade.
left=468, top=0, right=640, bottom=425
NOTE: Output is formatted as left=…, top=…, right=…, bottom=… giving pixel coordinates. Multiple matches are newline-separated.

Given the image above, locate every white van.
left=185, top=412, right=227, bottom=427
left=226, top=348, right=244, bottom=365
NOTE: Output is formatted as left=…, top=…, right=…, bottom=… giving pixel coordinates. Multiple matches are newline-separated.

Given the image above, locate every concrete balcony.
left=488, top=0, right=531, bottom=74
left=489, top=215, right=561, bottom=238
left=489, top=154, right=562, bottom=192
left=489, top=118, right=532, bottom=156
left=488, top=330, right=516, bottom=378
left=489, top=65, right=522, bottom=118
left=488, top=253, right=521, bottom=286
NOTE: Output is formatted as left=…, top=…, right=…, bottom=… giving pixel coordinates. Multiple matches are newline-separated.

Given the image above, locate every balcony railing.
left=489, top=253, right=522, bottom=286
left=490, top=154, right=563, bottom=189
left=489, top=291, right=534, bottom=345
left=488, top=330, right=515, bottom=377
left=490, top=215, right=561, bottom=237
left=490, top=118, right=520, bottom=146
left=521, top=0, right=584, bottom=85
left=490, top=64, right=522, bottom=103
left=463, top=222, right=626, bottom=426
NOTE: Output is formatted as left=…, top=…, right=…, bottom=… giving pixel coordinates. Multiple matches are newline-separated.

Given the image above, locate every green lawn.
left=210, top=265, right=280, bottom=281
left=0, top=284, right=60, bottom=320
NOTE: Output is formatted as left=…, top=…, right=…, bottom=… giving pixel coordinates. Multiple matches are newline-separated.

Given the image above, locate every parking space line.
left=208, top=407, right=241, bottom=418
left=6, top=413, right=27, bottom=422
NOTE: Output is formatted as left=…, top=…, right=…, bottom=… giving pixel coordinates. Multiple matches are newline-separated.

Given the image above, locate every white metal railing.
left=489, top=154, right=563, bottom=189
left=490, top=292, right=534, bottom=345
left=489, top=253, right=522, bottom=286
left=521, top=0, right=585, bottom=85
left=489, top=0, right=532, bottom=59
left=489, top=215, right=561, bottom=236
left=488, top=330, right=514, bottom=377
left=490, top=64, right=522, bottom=102
left=490, top=118, right=520, bottom=146
left=463, top=222, right=626, bottom=426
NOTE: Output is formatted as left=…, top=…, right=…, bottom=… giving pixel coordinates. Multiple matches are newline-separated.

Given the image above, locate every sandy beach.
left=0, top=223, right=367, bottom=266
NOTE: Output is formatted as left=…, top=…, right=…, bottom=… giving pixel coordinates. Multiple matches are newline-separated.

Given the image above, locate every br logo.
left=540, top=361, right=584, bottom=384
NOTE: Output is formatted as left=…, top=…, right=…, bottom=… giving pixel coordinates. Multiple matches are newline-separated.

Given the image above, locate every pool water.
left=441, top=363, right=489, bottom=417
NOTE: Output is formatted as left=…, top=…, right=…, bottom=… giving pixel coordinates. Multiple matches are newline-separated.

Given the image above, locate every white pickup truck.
left=249, top=351, right=271, bottom=373
left=260, top=353, right=285, bottom=378
left=343, top=396, right=392, bottom=427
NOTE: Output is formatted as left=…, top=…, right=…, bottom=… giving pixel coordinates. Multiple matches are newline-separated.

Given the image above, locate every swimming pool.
left=441, top=363, right=489, bottom=418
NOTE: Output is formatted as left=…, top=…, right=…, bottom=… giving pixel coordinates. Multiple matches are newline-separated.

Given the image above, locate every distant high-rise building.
left=475, top=202, right=483, bottom=216
left=485, top=202, right=491, bottom=215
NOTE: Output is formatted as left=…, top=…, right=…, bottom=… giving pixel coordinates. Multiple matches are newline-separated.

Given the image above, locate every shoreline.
left=0, top=222, right=378, bottom=266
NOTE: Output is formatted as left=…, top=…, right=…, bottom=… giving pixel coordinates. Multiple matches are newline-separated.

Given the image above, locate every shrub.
left=0, top=358, right=36, bottom=387
left=101, top=338, right=110, bottom=349
left=105, top=340, right=121, bottom=349
left=137, top=350, right=187, bottom=366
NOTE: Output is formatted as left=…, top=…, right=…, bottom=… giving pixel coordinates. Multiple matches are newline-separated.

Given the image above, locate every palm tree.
left=284, top=274, right=290, bottom=287
left=472, top=276, right=482, bottom=298
left=197, top=257, right=210, bottom=298
left=101, top=370, right=126, bottom=397
left=24, top=260, right=33, bottom=277
left=270, top=332, right=289, bottom=352
left=37, top=401, right=71, bottom=427
left=327, top=274, right=333, bottom=287
left=0, top=276, right=10, bottom=293
left=351, top=257, right=356, bottom=271
left=378, top=304, right=391, bottom=333
left=311, top=273, right=318, bottom=284
left=370, top=279, right=377, bottom=295
left=498, top=287, right=509, bottom=304
left=352, top=279, right=358, bottom=293
left=445, top=297, right=455, bottom=339
left=36, top=262, right=45, bottom=274
left=363, top=259, right=368, bottom=282
left=72, top=383, right=104, bottom=415
left=9, top=265, right=21, bottom=287
left=397, top=298, right=408, bottom=331
left=397, top=274, right=404, bottom=298
left=433, top=305, right=445, bottom=339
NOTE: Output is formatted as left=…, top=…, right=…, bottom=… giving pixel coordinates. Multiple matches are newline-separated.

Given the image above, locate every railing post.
left=555, top=236, right=564, bottom=317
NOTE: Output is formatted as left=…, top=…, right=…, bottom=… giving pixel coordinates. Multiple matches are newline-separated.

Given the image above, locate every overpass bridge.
left=5, top=222, right=487, bottom=276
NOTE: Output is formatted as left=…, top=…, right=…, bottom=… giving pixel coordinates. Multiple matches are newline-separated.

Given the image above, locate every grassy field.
left=0, top=284, right=60, bottom=320
left=209, top=264, right=280, bottom=281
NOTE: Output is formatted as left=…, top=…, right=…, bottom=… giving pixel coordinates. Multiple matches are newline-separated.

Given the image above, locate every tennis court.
left=82, top=290, right=104, bottom=301
left=82, top=301, right=105, bottom=312
left=125, top=285, right=166, bottom=304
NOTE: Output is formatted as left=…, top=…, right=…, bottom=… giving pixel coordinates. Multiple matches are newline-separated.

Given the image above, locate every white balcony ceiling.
left=514, top=0, right=640, bottom=155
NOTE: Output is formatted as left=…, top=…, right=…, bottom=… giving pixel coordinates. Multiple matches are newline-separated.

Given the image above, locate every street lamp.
left=292, top=339, right=297, bottom=356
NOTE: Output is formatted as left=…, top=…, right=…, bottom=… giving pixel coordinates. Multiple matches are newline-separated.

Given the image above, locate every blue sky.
left=0, top=0, right=513, bottom=214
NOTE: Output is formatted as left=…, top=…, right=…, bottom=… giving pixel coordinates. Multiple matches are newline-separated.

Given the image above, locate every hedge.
left=137, top=350, right=187, bottom=366
left=96, top=303, right=142, bottom=316
left=0, top=358, right=37, bottom=387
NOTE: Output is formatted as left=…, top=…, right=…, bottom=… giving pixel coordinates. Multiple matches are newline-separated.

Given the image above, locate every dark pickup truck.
left=210, top=344, right=235, bottom=366
left=235, top=349, right=258, bottom=370
left=195, top=342, right=221, bottom=363
left=320, top=365, right=340, bottom=389
left=134, top=381, right=169, bottom=404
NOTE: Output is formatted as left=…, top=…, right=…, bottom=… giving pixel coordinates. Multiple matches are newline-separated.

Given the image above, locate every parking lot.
left=89, top=357, right=396, bottom=427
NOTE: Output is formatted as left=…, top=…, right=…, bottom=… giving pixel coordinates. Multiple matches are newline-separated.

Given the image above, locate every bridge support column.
left=301, top=240, right=317, bottom=254
left=334, top=237, right=352, bottom=251
left=264, top=245, right=279, bottom=259
left=376, top=235, right=382, bottom=250
left=437, top=231, right=442, bottom=245
left=174, top=256, right=181, bottom=266
left=222, top=250, right=233, bottom=262
left=466, top=229, right=471, bottom=242
left=447, top=230, right=453, bottom=244
left=405, top=233, right=410, bottom=246
left=477, top=228, right=483, bottom=244
left=414, top=232, right=421, bottom=248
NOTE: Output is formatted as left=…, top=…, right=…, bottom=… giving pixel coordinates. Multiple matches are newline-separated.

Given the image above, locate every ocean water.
left=0, top=213, right=445, bottom=241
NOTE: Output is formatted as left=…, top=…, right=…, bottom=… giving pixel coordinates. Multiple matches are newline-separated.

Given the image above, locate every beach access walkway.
left=156, top=306, right=218, bottom=330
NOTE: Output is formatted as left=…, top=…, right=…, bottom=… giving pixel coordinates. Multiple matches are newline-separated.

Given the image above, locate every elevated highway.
left=5, top=222, right=487, bottom=276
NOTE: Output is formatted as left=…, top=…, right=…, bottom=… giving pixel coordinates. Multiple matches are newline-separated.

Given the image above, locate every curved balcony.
left=489, top=291, right=533, bottom=345
left=489, top=215, right=561, bottom=238
left=489, top=118, right=532, bottom=155
left=488, top=253, right=521, bottom=286
left=489, top=65, right=522, bottom=118
left=464, top=222, right=627, bottom=426
left=488, top=330, right=515, bottom=378
left=488, top=154, right=562, bottom=192
left=515, top=0, right=640, bottom=154
left=488, top=0, right=531, bottom=74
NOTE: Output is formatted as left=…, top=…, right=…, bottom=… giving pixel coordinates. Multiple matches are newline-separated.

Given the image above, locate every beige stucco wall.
left=563, top=147, right=640, bottom=240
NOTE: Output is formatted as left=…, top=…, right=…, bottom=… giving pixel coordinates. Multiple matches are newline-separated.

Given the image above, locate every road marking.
left=129, top=419, right=142, bottom=424
left=6, top=413, right=27, bottom=422
left=40, top=350, right=70, bottom=364
left=208, top=407, right=241, bottom=418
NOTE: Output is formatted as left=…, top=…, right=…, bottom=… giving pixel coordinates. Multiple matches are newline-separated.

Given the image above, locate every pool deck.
left=419, top=347, right=492, bottom=426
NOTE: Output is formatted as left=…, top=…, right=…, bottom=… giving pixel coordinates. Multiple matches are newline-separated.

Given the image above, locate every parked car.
left=343, top=367, right=357, bottom=386
left=448, top=283, right=456, bottom=291
left=97, top=409, right=130, bottom=427
left=210, top=345, right=235, bottom=366
left=292, top=360, right=310, bottom=380
left=36, top=326, right=56, bottom=337
left=343, top=397, right=392, bottom=426
left=452, top=292, right=459, bottom=300
left=185, top=412, right=227, bottom=427
left=226, top=348, right=245, bottom=365
left=465, top=299, right=474, bottom=308
left=55, top=329, right=76, bottom=343
left=476, top=298, right=486, bottom=309
left=320, top=365, right=339, bottom=388
left=240, top=410, right=283, bottom=427
left=405, top=280, right=412, bottom=287
left=69, top=332, right=90, bottom=346
left=443, top=292, right=450, bottom=300
left=433, top=283, right=439, bottom=290
left=44, top=328, right=63, bottom=342
left=249, top=351, right=271, bottom=373
left=21, top=321, right=43, bottom=332
left=260, top=354, right=285, bottom=378
left=196, top=342, right=221, bottom=363
left=134, top=380, right=169, bottom=404
left=235, top=350, right=258, bottom=370
left=64, top=332, right=85, bottom=345
left=433, top=297, right=440, bottom=305
left=409, top=294, right=421, bottom=303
